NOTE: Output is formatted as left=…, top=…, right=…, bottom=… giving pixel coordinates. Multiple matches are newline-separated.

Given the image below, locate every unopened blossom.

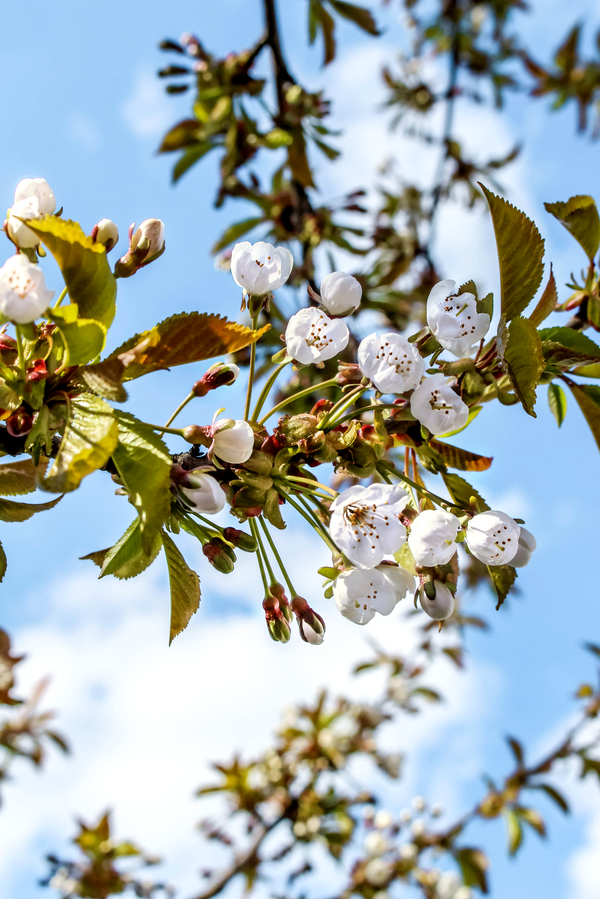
left=511, top=526, right=537, bottom=568
left=193, top=361, right=240, bottom=397
left=408, top=509, right=460, bottom=567
left=364, top=831, right=390, bottom=857
left=374, top=810, right=394, bottom=829
left=412, top=796, right=426, bottom=812
left=399, top=843, right=419, bottom=860
left=0, top=255, right=54, bottom=323
left=358, top=332, right=424, bottom=394
left=377, top=562, right=415, bottom=601
left=364, top=858, right=394, bottom=887
left=410, top=373, right=469, bottom=436
left=419, top=581, right=455, bottom=620
left=329, top=483, right=408, bottom=569
left=319, top=270, right=362, bottom=316
left=465, top=510, right=520, bottom=566
left=285, top=307, right=349, bottom=365
left=427, top=279, right=490, bottom=357
left=231, top=240, right=293, bottom=295
left=333, top=568, right=397, bottom=625
left=181, top=470, right=225, bottom=514
left=7, top=178, right=56, bottom=249
left=92, top=218, right=119, bottom=252
left=114, top=218, right=165, bottom=277
left=291, top=596, right=325, bottom=645
left=211, top=418, right=254, bottom=464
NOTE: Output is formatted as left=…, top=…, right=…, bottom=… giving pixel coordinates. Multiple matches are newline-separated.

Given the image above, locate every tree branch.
left=263, top=0, right=294, bottom=115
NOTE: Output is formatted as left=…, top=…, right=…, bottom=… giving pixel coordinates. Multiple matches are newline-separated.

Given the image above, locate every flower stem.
left=53, top=286, right=69, bottom=309
left=252, top=519, right=276, bottom=582
left=278, top=489, right=339, bottom=556
left=244, top=311, right=260, bottom=421
left=380, top=460, right=466, bottom=513
left=251, top=360, right=291, bottom=422
left=284, top=474, right=337, bottom=497
left=258, top=516, right=295, bottom=595
left=329, top=402, right=398, bottom=429
left=15, top=326, right=25, bottom=375
left=146, top=423, right=186, bottom=437
left=164, top=391, right=196, bottom=428
left=320, top=385, right=367, bottom=429
left=250, top=519, right=270, bottom=594
left=258, top=377, right=340, bottom=425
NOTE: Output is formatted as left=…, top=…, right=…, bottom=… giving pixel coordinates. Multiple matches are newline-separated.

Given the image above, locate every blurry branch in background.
left=0, top=628, right=67, bottom=800
left=43, top=635, right=600, bottom=899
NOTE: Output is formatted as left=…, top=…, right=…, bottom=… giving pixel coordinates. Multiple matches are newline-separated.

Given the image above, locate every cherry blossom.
left=465, top=510, right=520, bottom=565
left=329, top=483, right=408, bottom=569
left=285, top=307, right=350, bottom=365
left=6, top=178, right=56, bottom=249
left=511, top=526, right=537, bottom=568
left=333, top=568, right=397, bottom=625
left=211, top=418, right=254, bottom=464
left=377, top=562, right=415, bottom=601
left=319, top=270, right=362, bottom=316
left=408, top=509, right=460, bottom=566
left=181, top=471, right=226, bottom=514
left=0, top=255, right=54, bottom=323
left=231, top=240, right=293, bottom=295
left=410, top=373, right=469, bottom=435
left=427, top=279, right=490, bottom=357
left=358, top=332, right=425, bottom=394
left=419, top=581, right=455, bottom=620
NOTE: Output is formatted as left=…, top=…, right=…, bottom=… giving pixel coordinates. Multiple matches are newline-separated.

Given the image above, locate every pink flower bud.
left=291, top=596, right=325, bottom=645
left=114, top=218, right=165, bottom=278
left=92, top=218, right=119, bottom=252
left=262, top=591, right=292, bottom=643
left=192, top=362, right=240, bottom=397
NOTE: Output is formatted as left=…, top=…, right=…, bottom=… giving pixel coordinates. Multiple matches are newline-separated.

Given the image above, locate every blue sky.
left=0, top=1, right=600, bottom=897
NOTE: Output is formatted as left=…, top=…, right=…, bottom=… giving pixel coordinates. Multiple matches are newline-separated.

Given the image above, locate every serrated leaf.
left=500, top=316, right=544, bottom=416
left=480, top=184, right=545, bottom=321
left=569, top=383, right=600, bottom=451
left=0, top=458, right=48, bottom=495
left=108, top=312, right=270, bottom=381
left=0, top=494, right=62, bottom=522
left=442, top=472, right=489, bottom=511
left=212, top=217, right=265, bottom=254
left=504, top=809, right=523, bottom=855
left=488, top=564, right=517, bottom=610
left=327, top=0, right=380, bottom=35
left=548, top=383, right=567, bottom=426
left=529, top=266, right=558, bottom=328
left=112, top=412, right=172, bottom=554
left=73, top=358, right=128, bottom=402
left=431, top=439, right=492, bottom=472
left=545, top=195, right=600, bottom=261
left=161, top=531, right=201, bottom=644
left=539, top=326, right=600, bottom=366
left=90, top=518, right=162, bottom=580
left=24, top=216, right=117, bottom=328
left=40, top=394, right=118, bottom=493
left=54, top=316, right=107, bottom=367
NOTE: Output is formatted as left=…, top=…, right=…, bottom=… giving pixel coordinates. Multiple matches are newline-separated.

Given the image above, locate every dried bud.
left=291, top=596, right=325, bottom=645
left=222, top=527, right=257, bottom=552
left=203, top=538, right=236, bottom=574
left=262, top=591, right=292, bottom=643
left=192, top=361, right=240, bottom=397
left=92, top=218, right=119, bottom=252
left=114, top=218, right=165, bottom=278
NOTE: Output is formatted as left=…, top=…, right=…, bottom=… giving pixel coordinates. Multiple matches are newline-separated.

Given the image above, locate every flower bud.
left=291, top=596, right=325, bottom=645
left=6, top=178, right=56, bottom=249
left=182, top=425, right=212, bottom=446
left=231, top=241, right=293, bottom=296
left=180, top=470, right=225, bottom=514
left=222, top=527, right=257, bottom=552
left=92, top=218, right=119, bottom=252
left=262, top=592, right=292, bottom=643
left=336, top=362, right=364, bottom=387
left=6, top=408, right=33, bottom=437
left=419, top=581, right=454, bottom=620
left=465, top=510, right=520, bottom=566
left=408, top=509, right=460, bottom=567
left=0, top=255, right=54, bottom=323
left=510, top=526, right=536, bottom=568
left=26, top=359, right=49, bottom=382
left=192, top=362, right=240, bottom=397
left=114, top=218, right=165, bottom=278
left=203, top=537, right=236, bottom=573
left=319, top=271, right=362, bottom=316
left=212, top=418, right=254, bottom=464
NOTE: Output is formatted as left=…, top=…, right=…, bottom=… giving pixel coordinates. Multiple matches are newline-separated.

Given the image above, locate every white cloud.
left=120, top=70, right=173, bottom=139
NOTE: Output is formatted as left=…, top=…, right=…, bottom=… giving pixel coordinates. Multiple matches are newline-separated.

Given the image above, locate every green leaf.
left=438, top=405, right=482, bottom=438
left=539, top=326, right=600, bottom=366
left=572, top=362, right=600, bottom=378
left=568, top=383, right=600, bottom=451
left=313, top=137, right=341, bottom=160
left=53, top=314, right=107, bottom=367
left=161, top=531, right=201, bottom=644
left=327, top=0, right=380, bottom=35
left=442, top=472, right=490, bottom=511
left=431, top=439, right=493, bottom=472
left=504, top=809, right=523, bottom=856
left=310, top=0, right=336, bottom=64
left=0, top=494, right=62, bottom=522
left=394, top=541, right=416, bottom=575
left=507, top=736, right=525, bottom=766
left=500, top=316, right=544, bottom=416
left=545, top=195, right=600, bottom=261
left=480, top=184, right=545, bottom=321
left=173, top=142, right=216, bottom=184
left=212, top=217, right=265, bottom=254
left=548, top=383, right=567, bottom=426
left=519, top=807, right=546, bottom=838
left=82, top=518, right=162, bottom=580
left=287, top=128, right=316, bottom=188
left=158, top=118, right=202, bottom=152
left=535, top=783, right=569, bottom=814
left=112, top=412, right=173, bottom=554
left=488, top=564, right=517, bottom=610
left=0, top=458, right=48, bottom=496
left=456, top=847, right=489, bottom=893
left=108, top=312, right=270, bottom=381
left=529, top=266, right=558, bottom=328
left=0, top=541, right=7, bottom=583
left=24, top=216, right=117, bottom=328
left=72, top=358, right=128, bottom=402
left=40, top=394, right=118, bottom=493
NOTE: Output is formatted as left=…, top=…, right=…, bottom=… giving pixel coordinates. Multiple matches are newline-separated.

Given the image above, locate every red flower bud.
left=6, top=409, right=33, bottom=437
left=202, top=538, right=236, bottom=574
left=26, top=359, right=48, bottom=382
left=222, top=527, right=257, bottom=552
left=291, top=596, right=326, bottom=645
left=262, top=591, right=292, bottom=643
left=192, top=362, right=240, bottom=397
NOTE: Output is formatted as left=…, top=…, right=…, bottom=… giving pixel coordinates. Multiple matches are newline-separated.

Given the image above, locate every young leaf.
left=442, top=472, right=490, bottom=511
left=327, top=0, right=380, bottom=35
left=529, top=266, right=558, bottom=328
left=86, top=518, right=162, bottom=580
left=0, top=494, right=62, bottom=522
left=504, top=809, right=523, bottom=855
left=54, top=316, right=107, bottom=367
left=479, top=184, right=545, bottom=321
left=112, top=412, right=173, bottom=554
left=310, top=0, right=336, bottom=64
left=0, top=541, right=6, bottom=583
left=287, top=128, right=316, bottom=188
left=548, top=382, right=567, bottom=426
left=23, top=216, right=117, bottom=328
left=534, top=783, right=569, bottom=814
left=108, top=313, right=270, bottom=381
left=430, top=440, right=493, bottom=472
left=438, top=405, right=482, bottom=438
left=0, top=458, right=48, bottom=496
left=73, top=358, right=128, bottom=403
left=488, top=564, right=517, bottom=610
left=545, top=195, right=600, bottom=261
left=161, top=531, right=201, bottom=644
left=568, top=383, right=600, bottom=451
left=173, top=142, right=216, bottom=184
left=212, top=217, right=265, bottom=254
left=539, top=326, right=600, bottom=366
left=455, top=847, right=489, bottom=892
left=40, top=394, right=118, bottom=493
left=519, top=807, right=546, bottom=838
left=500, top=316, right=544, bottom=416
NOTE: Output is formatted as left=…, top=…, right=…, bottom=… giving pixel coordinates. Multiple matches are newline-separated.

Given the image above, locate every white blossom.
left=7, top=178, right=56, bottom=249
left=358, top=332, right=425, bottom=394
left=364, top=858, right=394, bottom=886
left=211, top=418, right=254, bottom=464
left=131, top=218, right=165, bottom=261
left=399, top=843, right=418, bottom=860
left=0, top=255, right=54, bottom=323
left=511, top=526, right=536, bottom=568
left=377, top=563, right=415, bottom=601
left=319, top=270, right=362, bottom=316
left=465, top=510, right=520, bottom=566
left=285, top=307, right=349, bottom=365
left=181, top=471, right=226, bottom=514
left=419, top=582, right=455, bottom=620
left=374, top=810, right=394, bottom=829
left=364, top=831, right=390, bottom=857
left=231, top=240, right=293, bottom=295
left=410, top=373, right=469, bottom=436
left=301, top=622, right=324, bottom=645
left=93, top=218, right=119, bottom=251
left=408, top=509, right=460, bottom=567
left=14, top=177, right=56, bottom=214
left=330, top=483, right=408, bottom=569
left=412, top=796, right=426, bottom=812
left=333, top=568, right=397, bottom=625
left=427, top=279, right=490, bottom=357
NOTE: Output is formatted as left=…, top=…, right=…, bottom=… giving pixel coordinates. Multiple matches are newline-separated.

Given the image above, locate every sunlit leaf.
left=488, top=564, right=517, bottom=610
left=529, top=266, right=558, bottom=328
left=504, top=809, right=523, bottom=855
left=545, top=195, right=600, bottom=261
left=81, top=518, right=162, bottom=580
left=0, top=458, right=48, bottom=496
left=52, top=312, right=107, bottom=367
left=539, top=326, right=600, bottom=366
left=0, top=494, right=62, bottom=522
left=568, top=383, right=600, bottom=451
left=162, top=531, right=201, bottom=644
left=72, top=357, right=128, bottom=402
left=442, top=472, right=489, bottom=511
left=548, top=382, right=567, bottom=426
left=212, top=217, right=265, bottom=254
left=499, top=316, right=544, bottom=416
left=431, top=439, right=492, bottom=472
